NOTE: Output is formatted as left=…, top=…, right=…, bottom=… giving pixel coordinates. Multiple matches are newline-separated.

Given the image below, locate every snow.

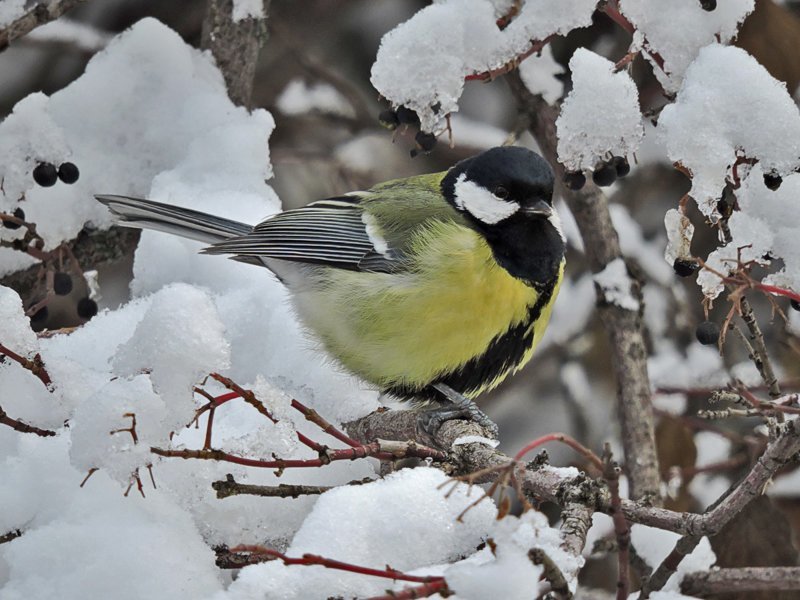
left=27, top=19, right=112, bottom=52
left=619, top=0, right=754, bottom=93
left=0, top=0, right=25, bottom=28
left=631, top=525, right=716, bottom=592
left=593, top=257, right=639, bottom=312
left=699, top=166, right=800, bottom=300
left=276, top=78, right=355, bottom=119
left=446, top=510, right=584, bottom=598
left=518, top=44, right=564, bottom=104
left=0, top=287, right=38, bottom=357
left=556, top=49, right=643, bottom=172
left=371, top=0, right=596, bottom=132
left=664, top=208, right=695, bottom=267
left=659, top=44, right=800, bottom=219
left=221, top=468, right=497, bottom=599
left=232, top=0, right=265, bottom=22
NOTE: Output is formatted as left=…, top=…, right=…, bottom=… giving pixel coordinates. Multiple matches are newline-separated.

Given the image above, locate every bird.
left=97, top=146, right=566, bottom=436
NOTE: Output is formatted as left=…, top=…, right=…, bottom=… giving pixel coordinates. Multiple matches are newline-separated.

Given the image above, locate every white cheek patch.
left=361, top=212, right=390, bottom=256
left=548, top=208, right=565, bottom=242
left=454, top=174, right=519, bottom=224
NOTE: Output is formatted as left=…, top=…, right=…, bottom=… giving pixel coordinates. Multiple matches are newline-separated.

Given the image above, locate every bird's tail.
left=95, top=194, right=252, bottom=245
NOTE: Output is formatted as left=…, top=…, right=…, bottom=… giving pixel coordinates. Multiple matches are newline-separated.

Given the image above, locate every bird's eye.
left=494, top=186, right=509, bottom=199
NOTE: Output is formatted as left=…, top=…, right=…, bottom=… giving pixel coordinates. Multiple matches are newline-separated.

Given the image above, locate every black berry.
left=77, top=297, right=98, bottom=319
left=673, top=258, right=699, bottom=277
left=378, top=109, right=399, bottom=130
left=696, top=320, right=720, bottom=345
left=699, top=0, right=716, bottom=10
left=2, top=207, right=24, bottom=230
left=396, top=106, right=420, bottom=126
left=763, top=172, right=782, bottom=191
left=57, top=162, right=80, bottom=184
left=53, top=271, right=73, bottom=295
left=612, top=156, right=630, bottom=178
left=790, top=299, right=800, bottom=312
left=563, top=170, right=586, bottom=191
left=33, top=162, right=58, bottom=187
left=415, top=131, right=437, bottom=152
left=592, top=162, right=617, bottom=187
left=29, top=303, right=48, bottom=324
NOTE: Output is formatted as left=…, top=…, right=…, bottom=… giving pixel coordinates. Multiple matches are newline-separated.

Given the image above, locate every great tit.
left=97, top=146, right=565, bottom=433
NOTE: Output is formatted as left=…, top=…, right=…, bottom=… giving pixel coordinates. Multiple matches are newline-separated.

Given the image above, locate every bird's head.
left=442, top=146, right=564, bottom=285
left=441, top=146, right=557, bottom=229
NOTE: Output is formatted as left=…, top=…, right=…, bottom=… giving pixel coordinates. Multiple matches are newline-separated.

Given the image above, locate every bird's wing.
left=203, top=174, right=465, bottom=272
left=202, top=194, right=402, bottom=272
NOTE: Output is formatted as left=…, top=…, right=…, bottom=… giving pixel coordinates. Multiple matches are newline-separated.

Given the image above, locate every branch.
left=0, top=405, right=56, bottom=437
left=504, top=71, right=660, bottom=503
left=201, top=0, right=270, bottom=108
left=681, top=567, right=800, bottom=597
left=0, top=0, right=88, bottom=52
left=0, top=343, right=51, bottom=387
left=212, top=473, right=372, bottom=499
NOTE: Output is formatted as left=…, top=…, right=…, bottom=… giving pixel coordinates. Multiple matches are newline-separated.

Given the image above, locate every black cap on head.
left=442, top=146, right=555, bottom=211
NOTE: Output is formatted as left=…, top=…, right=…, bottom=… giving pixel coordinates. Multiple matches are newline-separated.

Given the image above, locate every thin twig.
left=681, top=567, right=800, bottom=596
left=211, top=473, right=373, bottom=499
left=0, top=0, right=88, bottom=52
left=0, top=405, right=56, bottom=437
left=0, top=343, right=52, bottom=387
left=504, top=70, right=660, bottom=503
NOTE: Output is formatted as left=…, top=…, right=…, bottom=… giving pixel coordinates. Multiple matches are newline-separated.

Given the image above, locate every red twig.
left=465, top=36, right=555, bottom=81
left=367, top=579, right=450, bottom=600
left=600, top=0, right=635, bottom=34
left=210, top=373, right=277, bottom=423
left=230, top=545, right=446, bottom=586
left=0, top=343, right=51, bottom=387
left=514, top=432, right=603, bottom=470
left=290, top=398, right=361, bottom=448
left=0, top=405, right=56, bottom=437
left=151, top=439, right=446, bottom=471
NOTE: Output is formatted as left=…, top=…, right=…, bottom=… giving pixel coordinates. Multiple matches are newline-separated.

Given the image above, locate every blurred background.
left=2, top=1, right=800, bottom=591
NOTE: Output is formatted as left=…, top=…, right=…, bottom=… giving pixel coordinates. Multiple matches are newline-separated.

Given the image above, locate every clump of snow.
left=0, top=16, right=275, bottom=276
left=631, top=525, right=716, bottom=591
left=232, top=0, right=265, bottom=21
left=0, top=0, right=25, bottom=27
left=453, top=435, right=500, bottom=448
left=276, top=78, right=355, bottom=119
left=0, top=286, right=38, bottom=357
left=556, top=49, right=643, bottom=172
left=619, top=0, right=754, bottom=93
left=113, top=283, right=230, bottom=431
left=659, top=44, right=800, bottom=218
left=699, top=167, right=800, bottom=300
left=222, top=468, right=497, bottom=598
left=593, top=257, right=639, bottom=311
left=664, top=208, right=695, bottom=266
left=371, top=0, right=596, bottom=131
left=27, top=19, right=112, bottom=52
left=447, top=510, right=584, bottom=598
left=519, top=44, right=564, bottom=104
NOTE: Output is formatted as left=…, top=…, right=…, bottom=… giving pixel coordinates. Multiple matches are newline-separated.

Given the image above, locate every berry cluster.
left=379, top=107, right=437, bottom=157
left=2, top=158, right=98, bottom=329
left=33, top=161, right=80, bottom=187
left=563, top=156, right=630, bottom=190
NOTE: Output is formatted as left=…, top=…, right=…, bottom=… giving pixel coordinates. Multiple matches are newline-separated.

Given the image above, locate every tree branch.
left=0, top=0, right=88, bottom=52
left=504, top=70, right=660, bottom=503
left=201, top=0, right=270, bottom=108
left=681, top=567, right=800, bottom=597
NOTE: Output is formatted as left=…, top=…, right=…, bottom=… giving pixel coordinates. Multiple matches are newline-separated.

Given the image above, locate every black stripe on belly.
left=386, top=280, right=557, bottom=402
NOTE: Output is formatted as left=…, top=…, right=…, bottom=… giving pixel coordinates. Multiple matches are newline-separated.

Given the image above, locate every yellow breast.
left=296, top=220, right=560, bottom=396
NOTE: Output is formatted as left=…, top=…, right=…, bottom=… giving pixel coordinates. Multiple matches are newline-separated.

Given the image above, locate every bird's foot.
left=417, top=383, right=499, bottom=439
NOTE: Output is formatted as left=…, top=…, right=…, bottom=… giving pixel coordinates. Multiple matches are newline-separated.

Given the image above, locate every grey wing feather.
left=95, top=194, right=252, bottom=244
left=203, top=197, right=399, bottom=272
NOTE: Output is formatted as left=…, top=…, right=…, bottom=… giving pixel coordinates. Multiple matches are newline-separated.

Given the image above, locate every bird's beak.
left=520, top=199, right=553, bottom=218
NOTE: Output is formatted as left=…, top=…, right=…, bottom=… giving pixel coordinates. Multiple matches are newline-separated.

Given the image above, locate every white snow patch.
left=557, top=48, right=643, bottom=172
left=276, top=78, right=355, bottom=119
left=593, top=258, right=639, bottom=311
